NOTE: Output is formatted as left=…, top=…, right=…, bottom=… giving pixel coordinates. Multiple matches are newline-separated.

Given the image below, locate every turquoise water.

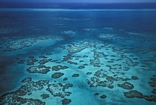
left=0, top=9, right=156, bottom=105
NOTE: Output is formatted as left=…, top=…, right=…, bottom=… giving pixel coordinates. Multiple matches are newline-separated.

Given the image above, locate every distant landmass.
left=0, top=2, right=156, bottom=9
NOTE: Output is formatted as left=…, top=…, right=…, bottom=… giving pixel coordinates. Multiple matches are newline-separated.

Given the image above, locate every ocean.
left=0, top=2, right=156, bottom=105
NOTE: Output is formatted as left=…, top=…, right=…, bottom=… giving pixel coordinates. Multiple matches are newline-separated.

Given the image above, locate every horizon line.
left=1, top=8, right=156, bottom=11
left=1, top=1, right=156, bottom=3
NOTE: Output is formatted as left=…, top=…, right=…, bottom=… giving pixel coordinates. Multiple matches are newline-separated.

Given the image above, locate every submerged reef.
left=2, top=35, right=63, bottom=52
left=47, top=83, right=73, bottom=98
left=62, top=98, right=72, bottom=105
left=52, top=65, right=69, bottom=71
left=27, top=58, right=38, bottom=65
left=22, top=56, right=52, bottom=74
left=148, top=77, right=156, bottom=87
left=124, top=90, right=144, bottom=98
left=1, top=30, right=156, bottom=105
left=66, top=42, right=89, bottom=53
left=0, top=78, right=73, bottom=105
left=98, top=33, right=115, bottom=40
left=0, top=78, right=49, bottom=105
left=51, top=72, right=64, bottom=78
left=118, top=82, right=134, bottom=90
left=27, top=65, right=50, bottom=74
left=63, top=30, right=76, bottom=37
left=0, top=94, right=45, bottom=105
left=4, top=38, right=35, bottom=51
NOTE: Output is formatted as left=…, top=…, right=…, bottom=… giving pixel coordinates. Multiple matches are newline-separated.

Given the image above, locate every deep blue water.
left=1, top=2, right=156, bottom=9
left=1, top=9, right=156, bottom=37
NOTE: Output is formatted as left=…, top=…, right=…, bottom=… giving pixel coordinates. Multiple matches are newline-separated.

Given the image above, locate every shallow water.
left=0, top=9, right=156, bottom=105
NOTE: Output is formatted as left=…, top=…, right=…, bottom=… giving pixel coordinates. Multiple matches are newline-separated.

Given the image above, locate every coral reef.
left=51, top=72, right=64, bottom=78
left=62, top=98, right=72, bottom=105
left=0, top=94, right=45, bottom=105
left=63, top=30, right=76, bottom=37
left=100, top=95, right=107, bottom=99
left=4, top=38, right=35, bottom=51
left=21, top=77, right=32, bottom=83
left=0, top=78, right=74, bottom=104
left=27, top=58, right=38, bottom=65
left=27, top=65, right=50, bottom=74
left=46, top=83, right=72, bottom=98
left=41, top=94, right=49, bottom=99
left=77, top=65, right=85, bottom=69
left=63, top=77, right=68, bottom=81
left=121, top=55, right=137, bottom=66
left=63, top=54, right=72, bottom=61
left=39, top=56, right=47, bottom=58
left=52, top=65, right=68, bottom=71
left=90, top=58, right=101, bottom=67
left=3, top=35, right=63, bottom=51
left=94, top=69, right=107, bottom=78
left=87, top=68, right=134, bottom=90
left=98, top=34, right=115, bottom=39
left=86, top=72, right=92, bottom=75
left=118, top=82, right=134, bottom=90
left=66, top=42, right=89, bottom=53
left=72, top=74, right=79, bottom=77
left=131, top=76, right=139, bottom=80
left=152, top=89, right=156, bottom=94
left=148, top=82, right=156, bottom=87
left=94, top=93, right=99, bottom=96
left=38, top=58, right=50, bottom=64
left=148, top=77, right=156, bottom=87
left=144, top=95, right=156, bottom=102
left=0, top=78, right=49, bottom=105
left=67, top=61, right=78, bottom=65
left=124, top=90, right=143, bottom=98
left=18, top=60, right=25, bottom=64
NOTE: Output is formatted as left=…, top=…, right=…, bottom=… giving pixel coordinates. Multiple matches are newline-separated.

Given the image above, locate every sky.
left=0, top=0, right=156, bottom=3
